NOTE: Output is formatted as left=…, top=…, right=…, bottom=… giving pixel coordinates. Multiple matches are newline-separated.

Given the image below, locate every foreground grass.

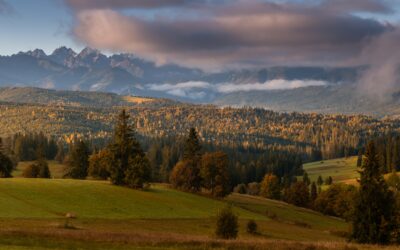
left=0, top=176, right=392, bottom=249
left=0, top=179, right=261, bottom=219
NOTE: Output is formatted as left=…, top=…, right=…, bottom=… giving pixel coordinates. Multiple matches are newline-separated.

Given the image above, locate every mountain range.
left=0, top=47, right=399, bottom=117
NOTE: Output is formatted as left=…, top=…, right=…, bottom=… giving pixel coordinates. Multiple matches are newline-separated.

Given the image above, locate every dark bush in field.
left=215, top=205, right=238, bottom=239
left=246, top=220, right=258, bottom=234
left=22, top=159, right=50, bottom=178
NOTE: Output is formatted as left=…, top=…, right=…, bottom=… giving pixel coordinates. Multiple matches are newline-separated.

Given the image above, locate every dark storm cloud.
left=321, top=0, right=392, bottom=14
left=71, top=0, right=390, bottom=70
left=65, top=0, right=204, bottom=10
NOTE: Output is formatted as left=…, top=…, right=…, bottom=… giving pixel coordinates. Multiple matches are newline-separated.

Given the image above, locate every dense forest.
left=1, top=101, right=400, bottom=163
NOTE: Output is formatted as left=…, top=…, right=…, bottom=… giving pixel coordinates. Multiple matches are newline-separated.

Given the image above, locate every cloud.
left=65, top=0, right=203, bottom=10
left=320, top=0, right=392, bottom=14
left=356, top=27, right=400, bottom=98
left=216, top=80, right=327, bottom=93
left=70, top=0, right=390, bottom=70
left=147, top=81, right=212, bottom=99
left=146, top=79, right=327, bottom=99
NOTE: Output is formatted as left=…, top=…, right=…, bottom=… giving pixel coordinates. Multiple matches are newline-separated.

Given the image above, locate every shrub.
left=247, top=182, right=260, bottom=196
left=260, top=174, right=281, bottom=199
left=233, top=183, right=247, bottom=194
left=246, top=220, right=258, bottom=234
left=215, top=205, right=238, bottom=239
left=22, top=159, right=50, bottom=178
left=22, top=163, right=40, bottom=178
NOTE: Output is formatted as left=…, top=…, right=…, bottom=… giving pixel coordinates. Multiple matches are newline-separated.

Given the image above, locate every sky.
left=0, top=0, right=400, bottom=72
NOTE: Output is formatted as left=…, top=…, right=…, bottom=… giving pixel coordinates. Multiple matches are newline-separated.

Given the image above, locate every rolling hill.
left=0, top=176, right=356, bottom=250
left=302, top=157, right=359, bottom=185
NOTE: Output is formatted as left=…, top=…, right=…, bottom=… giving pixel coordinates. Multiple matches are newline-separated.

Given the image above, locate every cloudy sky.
left=0, top=0, right=400, bottom=71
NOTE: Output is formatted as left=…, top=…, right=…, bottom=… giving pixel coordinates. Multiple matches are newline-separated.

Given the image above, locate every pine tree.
left=170, top=128, right=202, bottom=192
left=183, top=128, right=201, bottom=161
left=352, top=141, right=395, bottom=244
left=64, top=140, right=89, bottom=179
left=0, top=151, right=13, bottom=178
left=317, top=175, right=323, bottom=186
left=108, top=109, right=150, bottom=188
left=310, top=182, right=317, bottom=201
left=303, top=172, right=310, bottom=186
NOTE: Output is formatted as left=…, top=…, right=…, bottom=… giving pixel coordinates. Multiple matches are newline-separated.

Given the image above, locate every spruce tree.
left=310, top=182, right=317, bottom=201
left=0, top=151, right=13, bottom=178
left=303, top=172, right=310, bottom=186
left=171, top=128, right=202, bottom=192
left=109, top=109, right=150, bottom=188
left=352, top=141, right=395, bottom=244
left=183, top=128, right=202, bottom=160
left=64, top=140, right=89, bottom=179
left=317, top=175, right=323, bottom=186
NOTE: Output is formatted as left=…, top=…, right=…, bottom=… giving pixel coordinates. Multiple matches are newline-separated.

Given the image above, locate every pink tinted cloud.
left=73, top=2, right=387, bottom=70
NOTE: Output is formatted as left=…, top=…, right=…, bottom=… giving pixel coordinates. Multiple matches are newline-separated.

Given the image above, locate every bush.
left=22, top=164, right=40, bottom=178
left=215, top=205, right=238, bottom=239
left=22, top=159, right=50, bottom=178
left=233, top=183, right=247, bottom=194
left=246, top=220, right=258, bottom=234
left=247, top=182, right=260, bottom=196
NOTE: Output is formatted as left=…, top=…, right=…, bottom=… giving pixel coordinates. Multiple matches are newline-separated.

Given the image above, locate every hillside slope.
left=215, top=84, right=400, bottom=117
left=0, top=87, right=174, bottom=107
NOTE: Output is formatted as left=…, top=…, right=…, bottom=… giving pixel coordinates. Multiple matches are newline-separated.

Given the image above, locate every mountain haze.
left=1, top=47, right=399, bottom=117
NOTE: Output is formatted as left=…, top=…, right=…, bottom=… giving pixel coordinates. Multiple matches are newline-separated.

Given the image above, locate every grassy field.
left=0, top=161, right=395, bottom=249
left=0, top=176, right=358, bottom=249
left=302, top=156, right=359, bottom=185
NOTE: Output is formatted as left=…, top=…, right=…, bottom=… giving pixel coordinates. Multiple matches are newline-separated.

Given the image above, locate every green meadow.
left=0, top=161, right=392, bottom=249
left=302, top=156, right=359, bottom=185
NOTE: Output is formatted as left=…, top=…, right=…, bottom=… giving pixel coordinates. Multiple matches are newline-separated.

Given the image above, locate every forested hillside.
left=1, top=88, right=400, bottom=162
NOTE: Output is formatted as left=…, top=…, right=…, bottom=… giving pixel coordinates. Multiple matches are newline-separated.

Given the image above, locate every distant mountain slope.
left=214, top=84, right=400, bottom=117
left=0, top=87, right=175, bottom=107
left=2, top=47, right=400, bottom=117
left=0, top=47, right=358, bottom=98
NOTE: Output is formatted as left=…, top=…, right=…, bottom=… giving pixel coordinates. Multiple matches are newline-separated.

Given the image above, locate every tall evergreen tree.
left=303, top=172, right=310, bottom=186
left=352, top=141, right=395, bottom=244
left=310, top=182, right=317, bottom=201
left=183, top=128, right=202, bottom=160
left=317, top=175, right=324, bottom=186
left=0, top=151, right=13, bottom=178
left=170, top=128, right=202, bottom=192
left=109, top=109, right=150, bottom=188
left=64, top=140, right=89, bottom=179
